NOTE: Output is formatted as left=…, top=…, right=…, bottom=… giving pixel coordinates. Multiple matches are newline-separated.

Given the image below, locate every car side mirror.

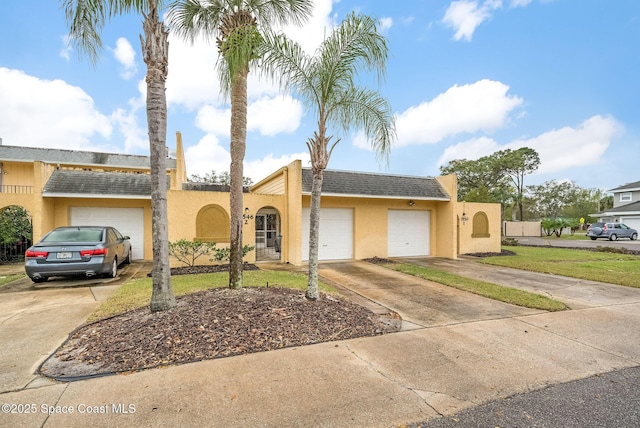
left=123, top=236, right=130, bottom=240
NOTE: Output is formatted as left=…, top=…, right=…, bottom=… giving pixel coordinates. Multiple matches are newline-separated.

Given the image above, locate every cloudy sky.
left=0, top=0, right=637, bottom=191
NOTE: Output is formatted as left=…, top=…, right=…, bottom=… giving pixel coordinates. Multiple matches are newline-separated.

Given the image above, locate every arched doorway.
left=255, top=207, right=281, bottom=261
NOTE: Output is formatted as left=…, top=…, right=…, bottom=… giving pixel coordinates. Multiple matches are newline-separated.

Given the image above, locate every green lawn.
left=0, top=274, right=24, bottom=287
left=537, top=232, right=590, bottom=241
left=484, top=246, right=640, bottom=288
left=384, top=263, right=567, bottom=312
left=88, top=270, right=335, bottom=322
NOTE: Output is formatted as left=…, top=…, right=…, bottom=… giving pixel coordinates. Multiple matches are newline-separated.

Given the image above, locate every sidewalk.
left=1, top=259, right=639, bottom=427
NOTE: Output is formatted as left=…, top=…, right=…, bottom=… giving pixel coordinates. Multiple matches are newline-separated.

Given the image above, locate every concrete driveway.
left=318, top=261, right=541, bottom=328
left=0, top=262, right=150, bottom=393
left=1, top=258, right=639, bottom=427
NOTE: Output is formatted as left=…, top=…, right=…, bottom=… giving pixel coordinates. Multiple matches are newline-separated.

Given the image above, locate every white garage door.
left=388, top=210, right=430, bottom=257
left=70, top=207, right=144, bottom=260
left=621, top=217, right=640, bottom=233
left=302, top=208, right=353, bottom=261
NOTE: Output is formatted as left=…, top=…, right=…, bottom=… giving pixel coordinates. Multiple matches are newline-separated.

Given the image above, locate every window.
left=620, top=192, right=632, bottom=203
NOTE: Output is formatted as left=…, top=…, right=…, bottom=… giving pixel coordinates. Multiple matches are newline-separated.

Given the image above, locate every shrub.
left=169, top=239, right=217, bottom=267
left=211, top=245, right=255, bottom=262
left=502, top=237, right=519, bottom=246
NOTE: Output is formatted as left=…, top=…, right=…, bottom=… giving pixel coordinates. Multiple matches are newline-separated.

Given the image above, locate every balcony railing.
left=0, top=185, right=34, bottom=194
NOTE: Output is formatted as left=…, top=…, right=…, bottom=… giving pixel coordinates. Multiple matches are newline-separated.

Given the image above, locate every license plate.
left=57, top=252, right=73, bottom=259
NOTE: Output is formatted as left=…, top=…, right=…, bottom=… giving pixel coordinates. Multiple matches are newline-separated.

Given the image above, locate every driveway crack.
left=515, top=318, right=640, bottom=365
left=344, top=343, right=472, bottom=418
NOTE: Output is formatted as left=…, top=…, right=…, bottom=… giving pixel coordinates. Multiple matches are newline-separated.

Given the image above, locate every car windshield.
left=41, top=228, right=103, bottom=243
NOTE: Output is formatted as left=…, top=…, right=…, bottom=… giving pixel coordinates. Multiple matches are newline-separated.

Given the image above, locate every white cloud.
left=59, top=35, right=72, bottom=61
left=443, top=0, right=502, bottom=41
left=278, top=0, right=337, bottom=54
left=184, top=134, right=232, bottom=177
left=437, top=115, right=623, bottom=175
left=194, top=95, right=303, bottom=138
left=165, top=34, right=221, bottom=110
left=379, top=17, right=393, bottom=33
left=183, top=132, right=309, bottom=183
left=443, top=0, right=534, bottom=40
left=507, top=115, right=623, bottom=174
left=111, top=107, right=148, bottom=152
left=245, top=152, right=311, bottom=183
left=437, top=136, right=500, bottom=165
left=0, top=68, right=112, bottom=149
left=381, top=79, right=522, bottom=148
left=111, top=37, right=138, bottom=80
left=195, top=105, right=231, bottom=137
left=247, top=96, right=303, bottom=136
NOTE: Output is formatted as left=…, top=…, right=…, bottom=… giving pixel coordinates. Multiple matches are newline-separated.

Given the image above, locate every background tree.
left=259, top=13, right=396, bottom=300
left=526, top=180, right=576, bottom=219
left=62, top=0, right=175, bottom=311
left=169, top=0, right=312, bottom=290
left=0, top=206, right=32, bottom=244
left=189, top=170, right=253, bottom=186
left=497, top=148, right=540, bottom=221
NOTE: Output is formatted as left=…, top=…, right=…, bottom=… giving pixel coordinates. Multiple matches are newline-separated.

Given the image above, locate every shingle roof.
left=600, top=201, right=640, bottom=214
left=0, top=145, right=176, bottom=169
left=182, top=182, right=250, bottom=193
left=301, top=168, right=450, bottom=200
left=609, top=180, right=640, bottom=192
left=42, top=170, right=158, bottom=197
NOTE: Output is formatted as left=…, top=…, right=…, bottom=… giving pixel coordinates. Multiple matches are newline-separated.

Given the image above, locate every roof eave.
left=301, top=191, right=450, bottom=201
left=42, top=193, right=151, bottom=200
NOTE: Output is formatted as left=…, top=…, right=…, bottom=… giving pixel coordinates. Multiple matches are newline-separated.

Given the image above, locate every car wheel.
left=632, top=233, right=638, bottom=241
left=609, top=234, right=617, bottom=241
left=31, top=277, right=47, bottom=283
left=106, top=258, right=118, bottom=278
left=590, top=237, right=597, bottom=240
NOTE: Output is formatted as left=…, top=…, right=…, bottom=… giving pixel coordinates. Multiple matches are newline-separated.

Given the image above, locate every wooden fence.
left=503, top=221, right=541, bottom=237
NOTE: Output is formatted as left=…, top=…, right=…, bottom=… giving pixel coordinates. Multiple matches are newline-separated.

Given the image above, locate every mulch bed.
left=39, top=286, right=400, bottom=380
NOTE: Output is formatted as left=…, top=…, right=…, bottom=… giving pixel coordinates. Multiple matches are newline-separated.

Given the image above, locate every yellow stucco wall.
left=300, top=195, right=454, bottom=260
left=1, top=161, right=35, bottom=188
left=167, top=189, right=286, bottom=266
left=1, top=146, right=501, bottom=265
left=456, top=202, right=502, bottom=254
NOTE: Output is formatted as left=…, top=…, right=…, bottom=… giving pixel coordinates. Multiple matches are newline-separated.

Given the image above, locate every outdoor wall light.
left=243, top=207, right=254, bottom=225
left=408, top=200, right=415, bottom=206
left=461, top=212, right=469, bottom=224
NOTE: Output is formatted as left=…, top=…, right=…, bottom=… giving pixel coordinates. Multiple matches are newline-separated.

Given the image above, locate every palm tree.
left=61, top=0, right=176, bottom=311
left=260, top=13, right=396, bottom=300
left=168, top=0, right=313, bottom=290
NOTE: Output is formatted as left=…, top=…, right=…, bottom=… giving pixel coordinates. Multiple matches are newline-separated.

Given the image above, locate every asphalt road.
left=411, top=365, right=640, bottom=428
left=412, top=238, right=640, bottom=428
left=509, top=235, right=640, bottom=251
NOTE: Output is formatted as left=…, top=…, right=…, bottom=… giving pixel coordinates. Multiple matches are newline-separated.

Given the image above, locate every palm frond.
left=318, top=13, right=389, bottom=97
left=167, top=0, right=225, bottom=42
left=258, top=31, right=320, bottom=109
left=61, top=0, right=166, bottom=64
left=331, top=85, right=395, bottom=165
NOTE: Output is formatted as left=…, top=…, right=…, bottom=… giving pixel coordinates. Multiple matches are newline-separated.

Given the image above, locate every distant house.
left=592, top=180, right=640, bottom=231
left=0, top=133, right=501, bottom=265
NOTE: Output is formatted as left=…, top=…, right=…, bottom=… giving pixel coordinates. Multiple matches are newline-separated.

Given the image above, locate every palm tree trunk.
left=143, top=4, right=175, bottom=311
left=228, top=69, right=248, bottom=289
left=306, top=167, right=323, bottom=300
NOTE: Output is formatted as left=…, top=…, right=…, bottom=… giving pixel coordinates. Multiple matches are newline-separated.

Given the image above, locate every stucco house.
left=592, top=180, right=640, bottom=231
left=0, top=133, right=500, bottom=265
